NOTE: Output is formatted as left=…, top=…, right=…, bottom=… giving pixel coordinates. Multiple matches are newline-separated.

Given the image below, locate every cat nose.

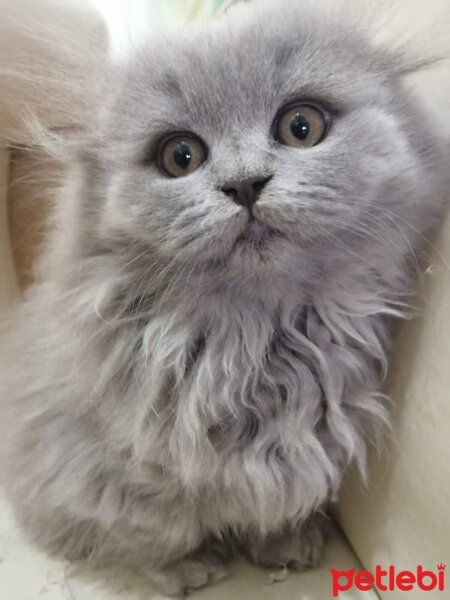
left=221, top=175, right=272, bottom=211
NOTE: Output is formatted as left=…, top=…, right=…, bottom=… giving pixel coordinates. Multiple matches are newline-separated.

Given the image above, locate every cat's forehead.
left=108, top=6, right=386, bottom=140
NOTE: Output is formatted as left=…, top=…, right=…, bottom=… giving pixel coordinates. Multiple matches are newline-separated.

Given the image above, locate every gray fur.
left=1, top=0, right=448, bottom=596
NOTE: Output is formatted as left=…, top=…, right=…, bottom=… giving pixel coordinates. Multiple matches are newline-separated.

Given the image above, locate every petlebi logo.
left=331, top=564, right=446, bottom=597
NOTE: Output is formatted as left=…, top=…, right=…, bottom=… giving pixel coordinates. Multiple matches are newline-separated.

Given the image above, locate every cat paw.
left=145, top=557, right=228, bottom=597
left=243, top=515, right=326, bottom=571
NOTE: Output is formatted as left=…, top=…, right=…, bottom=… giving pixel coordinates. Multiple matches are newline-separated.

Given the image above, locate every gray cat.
left=1, top=0, right=448, bottom=596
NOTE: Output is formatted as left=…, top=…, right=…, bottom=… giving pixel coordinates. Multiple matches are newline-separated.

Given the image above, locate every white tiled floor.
left=0, top=489, right=377, bottom=599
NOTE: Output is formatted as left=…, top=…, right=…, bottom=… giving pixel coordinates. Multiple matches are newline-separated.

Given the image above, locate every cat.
left=1, top=0, right=449, bottom=596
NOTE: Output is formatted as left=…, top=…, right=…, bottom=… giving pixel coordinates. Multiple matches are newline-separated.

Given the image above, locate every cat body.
left=2, top=0, right=448, bottom=595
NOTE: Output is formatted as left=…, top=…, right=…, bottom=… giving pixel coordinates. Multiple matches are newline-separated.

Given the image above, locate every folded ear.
left=348, top=0, right=450, bottom=141
left=221, top=0, right=450, bottom=70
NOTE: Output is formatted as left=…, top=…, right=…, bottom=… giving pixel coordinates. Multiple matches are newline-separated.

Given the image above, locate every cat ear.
left=353, top=0, right=450, bottom=78
left=378, top=48, right=446, bottom=79
left=370, top=9, right=450, bottom=140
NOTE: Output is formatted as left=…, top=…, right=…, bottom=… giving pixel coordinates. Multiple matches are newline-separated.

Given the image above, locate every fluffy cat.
left=1, top=0, right=449, bottom=596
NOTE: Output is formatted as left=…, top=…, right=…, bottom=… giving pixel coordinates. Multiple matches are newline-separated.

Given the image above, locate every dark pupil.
left=173, top=142, right=192, bottom=169
left=290, top=114, right=310, bottom=140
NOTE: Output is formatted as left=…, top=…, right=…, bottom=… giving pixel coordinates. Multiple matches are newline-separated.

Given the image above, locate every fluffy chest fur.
left=51, top=263, right=392, bottom=536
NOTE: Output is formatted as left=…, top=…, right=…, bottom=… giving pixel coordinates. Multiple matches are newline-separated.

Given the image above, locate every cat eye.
left=274, top=102, right=330, bottom=148
left=157, top=133, right=207, bottom=177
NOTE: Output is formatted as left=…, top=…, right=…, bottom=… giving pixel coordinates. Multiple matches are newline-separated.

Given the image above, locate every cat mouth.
left=234, top=217, right=281, bottom=246
left=242, top=218, right=272, bottom=239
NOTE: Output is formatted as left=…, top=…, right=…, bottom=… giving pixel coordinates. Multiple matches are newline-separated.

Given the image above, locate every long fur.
left=1, top=0, right=449, bottom=596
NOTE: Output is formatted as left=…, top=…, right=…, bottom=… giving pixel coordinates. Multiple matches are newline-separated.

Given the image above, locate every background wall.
left=90, top=0, right=224, bottom=59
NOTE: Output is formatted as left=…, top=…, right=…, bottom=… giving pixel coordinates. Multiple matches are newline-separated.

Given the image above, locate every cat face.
left=84, top=0, right=441, bottom=289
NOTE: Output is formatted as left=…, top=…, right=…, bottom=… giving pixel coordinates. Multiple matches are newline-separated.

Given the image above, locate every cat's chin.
left=227, top=232, right=302, bottom=283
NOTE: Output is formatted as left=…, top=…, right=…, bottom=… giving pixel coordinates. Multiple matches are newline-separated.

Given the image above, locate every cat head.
left=62, top=0, right=447, bottom=296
